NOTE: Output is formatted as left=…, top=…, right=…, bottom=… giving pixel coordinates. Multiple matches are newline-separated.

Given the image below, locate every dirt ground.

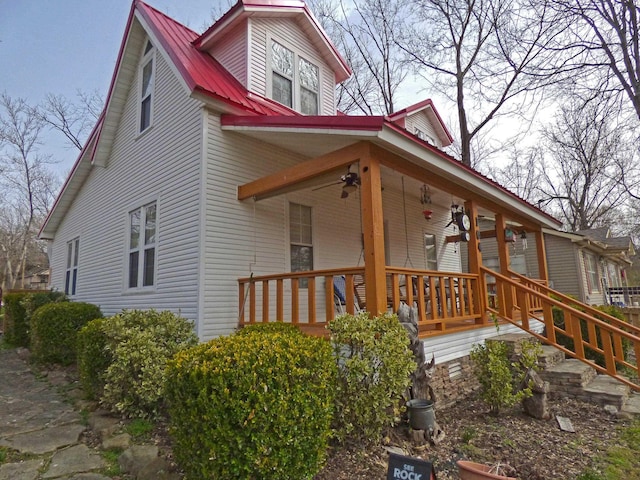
left=314, top=392, right=628, bottom=480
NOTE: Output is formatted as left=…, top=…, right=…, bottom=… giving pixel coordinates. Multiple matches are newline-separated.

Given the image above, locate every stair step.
left=539, top=359, right=597, bottom=397
left=581, top=375, right=630, bottom=409
left=538, top=345, right=565, bottom=369
left=622, top=393, right=640, bottom=415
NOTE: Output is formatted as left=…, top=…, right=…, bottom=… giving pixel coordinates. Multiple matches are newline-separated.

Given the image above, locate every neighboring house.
left=21, top=269, right=51, bottom=291
left=45, top=0, right=635, bottom=403
left=470, top=221, right=635, bottom=306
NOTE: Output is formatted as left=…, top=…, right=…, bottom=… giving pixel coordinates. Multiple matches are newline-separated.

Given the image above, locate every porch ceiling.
left=222, top=116, right=561, bottom=230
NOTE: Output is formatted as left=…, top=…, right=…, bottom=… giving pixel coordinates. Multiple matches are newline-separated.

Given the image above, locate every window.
left=424, top=233, right=437, bottom=270
left=585, top=253, right=599, bottom=293
left=415, top=128, right=436, bottom=144
left=65, top=238, right=79, bottom=295
left=270, top=40, right=319, bottom=114
left=128, top=202, right=157, bottom=289
left=139, top=40, right=154, bottom=132
left=289, top=203, right=313, bottom=286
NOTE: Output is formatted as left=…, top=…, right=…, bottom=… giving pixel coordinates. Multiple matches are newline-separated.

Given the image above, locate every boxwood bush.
left=2, top=291, right=66, bottom=347
left=165, top=324, right=336, bottom=480
left=99, top=309, right=198, bottom=419
left=327, top=311, right=416, bottom=444
left=30, top=301, right=101, bottom=365
left=77, top=317, right=110, bottom=400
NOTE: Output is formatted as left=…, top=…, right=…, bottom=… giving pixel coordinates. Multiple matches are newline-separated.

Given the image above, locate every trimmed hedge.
left=166, top=324, right=336, bottom=480
left=77, top=318, right=110, bottom=400
left=98, top=310, right=198, bottom=419
left=327, top=312, right=415, bottom=444
left=30, top=302, right=102, bottom=365
left=2, top=291, right=66, bottom=347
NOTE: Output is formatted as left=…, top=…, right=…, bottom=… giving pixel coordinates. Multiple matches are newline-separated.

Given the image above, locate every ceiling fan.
left=312, top=165, right=361, bottom=198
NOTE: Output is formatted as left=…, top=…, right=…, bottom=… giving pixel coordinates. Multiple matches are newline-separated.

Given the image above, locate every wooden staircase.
left=481, top=267, right=640, bottom=393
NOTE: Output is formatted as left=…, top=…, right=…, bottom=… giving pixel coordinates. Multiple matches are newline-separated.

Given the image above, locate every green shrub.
left=470, top=338, right=541, bottom=414
left=30, top=302, right=101, bottom=365
left=236, top=321, right=304, bottom=336
left=165, top=325, right=336, bottom=480
left=77, top=318, right=110, bottom=400
left=327, top=311, right=415, bottom=444
left=100, top=309, right=197, bottom=419
left=553, top=304, right=631, bottom=369
left=2, top=291, right=66, bottom=347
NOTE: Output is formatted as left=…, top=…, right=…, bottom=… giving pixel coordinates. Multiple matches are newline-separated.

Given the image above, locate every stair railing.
left=481, top=266, right=640, bottom=391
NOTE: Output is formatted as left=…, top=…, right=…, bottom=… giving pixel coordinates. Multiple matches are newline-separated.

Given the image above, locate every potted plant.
left=457, top=460, right=517, bottom=480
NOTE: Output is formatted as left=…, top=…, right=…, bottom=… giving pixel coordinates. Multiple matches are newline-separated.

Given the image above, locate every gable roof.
left=386, top=99, right=454, bottom=147
left=194, top=0, right=351, bottom=83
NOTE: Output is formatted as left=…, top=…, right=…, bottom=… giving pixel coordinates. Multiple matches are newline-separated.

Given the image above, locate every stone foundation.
left=430, top=355, right=480, bottom=409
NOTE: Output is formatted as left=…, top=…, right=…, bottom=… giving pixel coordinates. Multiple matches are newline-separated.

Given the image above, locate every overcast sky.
left=0, top=0, right=226, bottom=175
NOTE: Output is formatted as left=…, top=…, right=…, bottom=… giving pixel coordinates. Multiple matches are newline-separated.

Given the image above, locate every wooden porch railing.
left=483, top=266, right=640, bottom=391
left=238, top=266, right=485, bottom=335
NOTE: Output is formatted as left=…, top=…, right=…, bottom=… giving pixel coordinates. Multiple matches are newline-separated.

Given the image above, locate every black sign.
left=387, top=452, right=435, bottom=480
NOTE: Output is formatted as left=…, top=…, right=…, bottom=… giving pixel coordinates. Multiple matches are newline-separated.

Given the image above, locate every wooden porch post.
left=464, top=200, right=487, bottom=323
left=360, top=146, right=388, bottom=315
left=495, top=213, right=514, bottom=316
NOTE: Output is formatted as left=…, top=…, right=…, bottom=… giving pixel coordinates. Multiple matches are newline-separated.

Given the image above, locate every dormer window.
left=139, top=40, right=155, bottom=133
left=415, top=128, right=436, bottom=145
left=270, top=40, right=319, bottom=115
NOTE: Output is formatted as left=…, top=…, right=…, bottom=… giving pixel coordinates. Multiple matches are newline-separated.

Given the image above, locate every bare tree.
left=490, top=145, right=545, bottom=204
left=560, top=0, right=640, bottom=120
left=37, top=89, right=103, bottom=151
left=308, top=0, right=411, bottom=114
left=536, top=97, right=635, bottom=231
left=397, top=0, right=571, bottom=167
left=0, top=93, right=59, bottom=290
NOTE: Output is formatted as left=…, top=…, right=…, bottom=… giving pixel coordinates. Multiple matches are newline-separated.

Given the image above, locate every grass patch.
left=100, top=448, right=123, bottom=476
left=578, top=419, right=640, bottom=479
left=125, top=418, right=154, bottom=442
left=0, top=447, right=6, bottom=464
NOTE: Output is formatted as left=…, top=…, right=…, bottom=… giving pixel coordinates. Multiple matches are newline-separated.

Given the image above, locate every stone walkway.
left=0, top=348, right=179, bottom=480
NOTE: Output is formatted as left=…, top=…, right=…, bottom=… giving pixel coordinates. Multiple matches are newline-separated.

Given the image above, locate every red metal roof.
left=136, top=0, right=295, bottom=116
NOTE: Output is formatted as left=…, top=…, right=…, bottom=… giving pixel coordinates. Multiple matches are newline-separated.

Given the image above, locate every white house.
left=41, top=0, right=639, bottom=402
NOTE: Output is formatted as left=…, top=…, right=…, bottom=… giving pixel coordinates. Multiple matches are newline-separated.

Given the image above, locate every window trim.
left=126, top=200, right=158, bottom=292
left=267, top=37, right=321, bottom=115
left=584, top=252, right=600, bottom=294
left=65, top=238, right=79, bottom=296
left=138, top=40, right=155, bottom=134
left=287, top=202, right=314, bottom=287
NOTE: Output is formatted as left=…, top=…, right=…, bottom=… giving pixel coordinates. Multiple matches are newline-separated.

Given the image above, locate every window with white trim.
left=139, top=40, right=155, bottom=132
left=424, top=233, right=437, bottom=270
left=128, top=202, right=157, bottom=289
left=585, top=253, right=599, bottom=293
left=270, top=40, right=319, bottom=115
left=65, top=238, right=79, bottom=296
left=289, top=202, right=313, bottom=287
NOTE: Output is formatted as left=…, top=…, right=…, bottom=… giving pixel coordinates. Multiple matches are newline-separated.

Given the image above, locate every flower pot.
left=457, top=460, right=516, bottom=480
left=406, top=398, right=435, bottom=431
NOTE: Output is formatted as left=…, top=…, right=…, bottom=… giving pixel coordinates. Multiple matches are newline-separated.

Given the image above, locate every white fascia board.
left=220, top=124, right=380, bottom=137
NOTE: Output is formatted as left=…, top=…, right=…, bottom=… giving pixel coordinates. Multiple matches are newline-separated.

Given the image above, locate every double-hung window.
left=270, top=40, right=319, bottom=114
left=585, top=253, right=599, bottom=293
left=139, top=40, right=154, bottom=132
left=65, top=238, right=79, bottom=296
left=128, top=202, right=157, bottom=289
left=289, top=203, right=313, bottom=286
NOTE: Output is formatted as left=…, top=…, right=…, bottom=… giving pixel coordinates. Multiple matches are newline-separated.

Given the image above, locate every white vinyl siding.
left=405, top=113, right=441, bottom=148
left=205, top=23, right=248, bottom=86
left=249, top=18, right=336, bottom=114
left=49, top=51, right=202, bottom=325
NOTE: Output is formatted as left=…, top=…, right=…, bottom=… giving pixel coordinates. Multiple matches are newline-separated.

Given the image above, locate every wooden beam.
left=496, top=213, right=514, bottom=316
left=237, top=141, right=368, bottom=200
left=535, top=228, right=549, bottom=282
left=465, top=200, right=487, bottom=323
left=445, top=229, right=497, bottom=243
left=360, top=146, right=388, bottom=315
